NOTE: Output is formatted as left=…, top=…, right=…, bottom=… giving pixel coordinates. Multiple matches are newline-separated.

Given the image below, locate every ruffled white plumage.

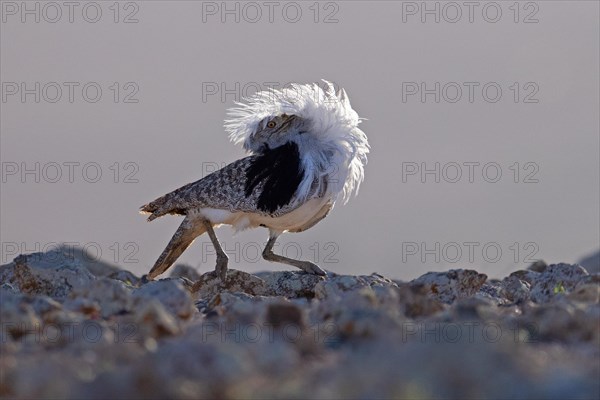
left=224, top=81, right=369, bottom=205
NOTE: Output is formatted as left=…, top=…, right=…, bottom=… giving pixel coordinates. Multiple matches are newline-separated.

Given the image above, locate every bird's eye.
left=266, top=121, right=277, bottom=129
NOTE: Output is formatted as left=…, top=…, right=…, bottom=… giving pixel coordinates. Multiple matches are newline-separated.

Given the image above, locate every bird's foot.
left=177, top=276, right=195, bottom=290
left=297, top=261, right=327, bottom=276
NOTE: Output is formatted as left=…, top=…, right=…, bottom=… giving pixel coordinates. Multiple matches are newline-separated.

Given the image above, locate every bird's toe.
left=300, top=261, right=327, bottom=276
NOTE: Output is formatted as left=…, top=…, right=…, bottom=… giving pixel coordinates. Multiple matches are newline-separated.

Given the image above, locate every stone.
left=568, top=283, right=600, bottom=303
left=314, top=273, right=398, bottom=300
left=256, top=270, right=325, bottom=298
left=475, top=280, right=510, bottom=305
left=2, top=249, right=598, bottom=400
left=134, top=299, right=181, bottom=338
left=192, top=269, right=268, bottom=299
left=106, top=270, right=141, bottom=287
left=528, top=260, right=548, bottom=272
left=578, top=250, right=600, bottom=274
left=396, top=283, right=445, bottom=318
left=169, top=264, right=202, bottom=282
left=528, top=263, right=589, bottom=303
left=500, top=275, right=531, bottom=303
left=66, top=278, right=134, bottom=318
left=133, top=279, right=195, bottom=319
left=410, top=269, right=488, bottom=304
left=0, top=252, right=96, bottom=299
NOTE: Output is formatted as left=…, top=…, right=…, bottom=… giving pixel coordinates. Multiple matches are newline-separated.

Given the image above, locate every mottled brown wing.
left=140, top=156, right=272, bottom=221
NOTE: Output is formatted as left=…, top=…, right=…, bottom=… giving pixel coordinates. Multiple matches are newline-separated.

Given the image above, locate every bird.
left=140, top=81, right=369, bottom=281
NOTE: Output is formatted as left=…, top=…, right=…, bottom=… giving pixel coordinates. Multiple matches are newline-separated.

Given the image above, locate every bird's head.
left=224, top=81, right=369, bottom=203
left=245, top=113, right=308, bottom=153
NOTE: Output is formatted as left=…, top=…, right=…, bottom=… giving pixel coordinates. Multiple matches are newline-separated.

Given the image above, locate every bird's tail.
left=140, top=181, right=196, bottom=221
left=139, top=196, right=169, bottom=222
left=147, top=216, right=207, bottom=279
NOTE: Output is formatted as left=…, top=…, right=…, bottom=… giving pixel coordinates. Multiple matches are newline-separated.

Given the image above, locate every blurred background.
left=1, top=1, right=598, bottom=279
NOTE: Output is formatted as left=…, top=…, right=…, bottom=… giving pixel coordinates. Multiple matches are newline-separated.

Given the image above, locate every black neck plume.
left=245, top=142, right=304, bottom=213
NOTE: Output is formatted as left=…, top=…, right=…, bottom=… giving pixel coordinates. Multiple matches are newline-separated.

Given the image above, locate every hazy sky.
left=1, top=1, right=598, bottom=280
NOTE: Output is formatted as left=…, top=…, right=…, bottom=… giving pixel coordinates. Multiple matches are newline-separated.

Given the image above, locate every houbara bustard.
left=140, top=81, right=369, bottom=280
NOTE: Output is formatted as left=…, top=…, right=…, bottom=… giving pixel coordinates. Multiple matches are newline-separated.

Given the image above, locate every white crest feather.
left=224, top=80, right=369, bottom=205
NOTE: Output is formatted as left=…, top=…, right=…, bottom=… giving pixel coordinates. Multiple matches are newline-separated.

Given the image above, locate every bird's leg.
left=202, top=219, right=228, bottom=281
left=262, top=231, right=326, bottom=276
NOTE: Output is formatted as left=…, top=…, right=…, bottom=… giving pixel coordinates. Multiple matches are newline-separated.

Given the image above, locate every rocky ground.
left=1, top=250, right=598, bottom=399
